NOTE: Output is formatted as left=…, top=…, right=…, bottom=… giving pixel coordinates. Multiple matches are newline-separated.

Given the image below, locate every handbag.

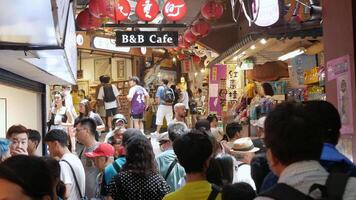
left=60, top=159, right=88, bottom=200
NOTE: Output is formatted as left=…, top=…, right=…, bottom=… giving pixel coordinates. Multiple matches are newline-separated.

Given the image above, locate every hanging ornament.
left=183, top=29, right=197, bottom=43
left=177, top=53, right=186, bottom=60
left=178, top=35, right=191, bottom=49
left=163, top=0, right=187, bottom=21
left=89, top=0, right=116, bottom=19
left=204, top=56, right=213, bottom=67
left=191, top=19, right=211, bottom=37
left=77, top=8, right=102, bottom=30
left=114, top=0, right=131, bottom=22
left=135, top=0, right=160, bottom=22
left=201, top=1, right=224, bottom=20
left=192, top=55, right=201, bottom=64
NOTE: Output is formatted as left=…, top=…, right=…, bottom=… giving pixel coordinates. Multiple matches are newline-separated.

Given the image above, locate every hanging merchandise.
left=201, top=1, right=224, bottom=21
left=163, top=0, right=187, bottom=21
left=177, top=53, right=186, bottom=60
left=77, top=8, right=102, bottom=30
left=252, top=0, right=280, bottom=27
left=191, top=19, right=211, bottom=37
left=114, top=0, right=131, bottom=21
left=135, top=0, right=160, bottom=22
left=183, top=29, right=197, bottom=43
left=178, top=35, right=191, bottom=49
left=89, top=0, right=116, bottom=19
left=192, top=55, right=201, bottom=64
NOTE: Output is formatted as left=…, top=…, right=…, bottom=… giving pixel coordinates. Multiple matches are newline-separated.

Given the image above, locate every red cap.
left=85, top=143, right=114, bottom=158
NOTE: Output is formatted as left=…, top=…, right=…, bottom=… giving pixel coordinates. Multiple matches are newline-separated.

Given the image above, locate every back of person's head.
left=42, top=157, right=61, bottom=193
left=225, top=122, right=242, bottom=140
left=222, top=182, right=256, bottom=200
left=124, top=134, right=157, bottom=176
left=1, top=155, right=54, bottom=199
left=264, top=101, right=323, bottom=166
left=28, top=129, right=41, bottom=144
left=44, top=129, right=68, bottom=147
left=100, top=75, right=110, bottom=84
left=130, top=76, right=140, bottom=84
left=79, top=117, right=97, bottom=138
left=207, top=114, right=218, bottom=124
left=207, top=156, right=234, bottom=187
left=168, top=122, right=187, bottom=142
left=162, top=79, right=169, bottom=85
left=6, top=124, right=28, bottom=139
left=303, top=100, right=341, bottom=145
left=0, top=138, right=10, bottom=161
left=195, top=119, right=211, bottom=131
left=173, top=129, right=213, bottom=173
left=262, top=82, right=274, bottom=96
left=122, top=128, right=141, bottom=147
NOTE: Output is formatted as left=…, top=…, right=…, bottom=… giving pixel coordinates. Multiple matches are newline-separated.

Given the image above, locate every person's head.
left=207, top=156, right=234, bottom=187
left=162, top=79, right=169, bottom=85
left=261, top=82, right=274, bottom=96
left=264, top=101, right=323, bottom=176
left=53, top=92, right=64, bottom=107
left=112, top=127, right=126, bottom=141
left=75, top=117, right=97, bottom=145
left=231, top=137, right=260, bottom=164
left=0, top=139, right=11, bottom=162
left=112, top=114, right=128, bottom=130
left=173, top=129, right=213, bottom=174
left=123, top=134, right=157, bottom=176
left=122, top=128, right=142, bottom=147
left=158, top=132, right=171, bottom=152
left=168, top=122, right=187, bottom=142
left=207, top=114, right=218, bottom=128
left=6, top=125, right=28, bottom=156
left=0, top=155, right=53, bottom=200
left=174, top=103, right=186, bottom=118
left=44, top=129, right=68, bottom=157
left=85, top=143, right=114, bottom=171
left=107, top=136, right=123, bottom=158
left=99, top=75, right=110, bottom=84
left=222, top=182, right=256, bottom=200
left=303, top=101, right=341, bottom=145
left=129, top=76, right=140, bottom=87
left=41, top=157, right=61, bottom=199
left=195, top=119, right=211, bottom=131
left=27, top=129, right=41, bottom=156
left=225, top=122, right=242, bottom=141
left=78, top=99, right=92, bottom=116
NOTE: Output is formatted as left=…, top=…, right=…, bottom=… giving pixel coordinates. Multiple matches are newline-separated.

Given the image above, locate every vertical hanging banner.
left=209, top=64, right=227, bottom=117
left=226, top=64, right=242, bottom=103
left=327, top=55, right=354, bottom=134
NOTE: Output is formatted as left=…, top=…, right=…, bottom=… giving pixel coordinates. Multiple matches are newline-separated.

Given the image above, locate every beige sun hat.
left=231, top=137, right=260, bottom=153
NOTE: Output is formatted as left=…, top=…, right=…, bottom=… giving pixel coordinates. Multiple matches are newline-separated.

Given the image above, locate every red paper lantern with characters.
left=77, top=8, right=102, bottom=30
left=191, top=19, right=211, bottom=37
left=89, top=0, right=116, bottom=19
left=163, top=0, right=187, bottom=21
left=135, top=0, right=160, bottom=22
left=114, top=0, right=131, bottom=21
left=201, top=1, right=224, bottom=21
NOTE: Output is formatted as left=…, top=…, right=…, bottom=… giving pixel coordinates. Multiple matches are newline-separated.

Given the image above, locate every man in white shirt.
left=97, top=75, right=120, bottom=131
left=45, top=129, right=85, bottom=199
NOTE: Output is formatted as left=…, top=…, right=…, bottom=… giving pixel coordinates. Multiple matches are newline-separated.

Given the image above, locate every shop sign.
left=252, top=0, right=280, bottom=27
left=209, top=64, right=227, bottom=117
left=135, top=0, right=160, bottom=22
left=240, top=59, right=254, bottom=70
left=116, top=31, right=178, bottom=47
left=92, top=36, right=130, bottom=52
left=163, top=0, right=187, bottom=21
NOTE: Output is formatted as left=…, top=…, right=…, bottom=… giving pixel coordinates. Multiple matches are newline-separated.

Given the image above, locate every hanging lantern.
left=89, top=0, right=116, bottom=19
left=183, top=29, right=197, bottom=43
left=136, top=0, right=160, bottom=22
left=76, top=8, right=102, bottom=30
left=191, top=19, right=211, bottom=37
left=163, top=0, right=187, bottom=21
left=178, top=35, right=191, bottom=49
left=114, top=0, right=131, bottom=22
left=201, top=1, right=224, bottom=21
left=192, top=55, right=201, bottom=64
left=177, top=53, right=186, bottom=60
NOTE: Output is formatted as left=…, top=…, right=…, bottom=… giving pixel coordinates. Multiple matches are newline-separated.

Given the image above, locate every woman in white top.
left=48, top=92, right=74, bottom=131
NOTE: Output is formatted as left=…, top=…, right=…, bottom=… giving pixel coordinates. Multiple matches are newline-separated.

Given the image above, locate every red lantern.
left=163, top=0, right=187, bottom=21
left=201, top=1, right=224, bottom=20
left=76, top=8, right=102, bottom=30
left=177, top=53, right=186, bottom=60
left=178, top=35, right=191, bottom=49
left=114, top=0, right=131, bottom=22
left=192, top=55, right=201, bottom=64
left=183, top=29, right=197, bottom=43
left=136, top=0, right=160, bottom=22
left=191, top=19, right=211, bottom=37
left=89, top=0, right=116, bottom=19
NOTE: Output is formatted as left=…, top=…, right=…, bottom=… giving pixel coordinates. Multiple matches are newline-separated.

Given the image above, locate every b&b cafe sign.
left=116, top=31, right=178, bottom=47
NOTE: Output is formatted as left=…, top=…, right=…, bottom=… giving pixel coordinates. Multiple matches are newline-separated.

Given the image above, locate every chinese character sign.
left=135, top=0, right=159, bottom=22
left=114, top=0, right=131, bottom=21
left=227, top=64, right=242, bottom=102
left=163, top=0, right=187, bottom=21
left=209, top=65, right=227, bottom=117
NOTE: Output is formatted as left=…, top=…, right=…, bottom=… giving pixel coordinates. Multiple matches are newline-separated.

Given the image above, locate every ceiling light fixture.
left=260, top=38, right=267, bottom=45
left=278, top=48, right=306, bottom=61
left=250, top=45, right=256, bottom=50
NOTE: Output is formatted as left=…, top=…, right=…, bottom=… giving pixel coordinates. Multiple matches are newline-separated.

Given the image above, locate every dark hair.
left=44, top=129, right=68, bottom=147
left=122, top=128, right=141, bottom=147
left=222, top=182, right=256, bottom=200
left=130, top=76, right=140, bottom=84
left=1, top=155, right=54, bottom=199
left=162, top=79, right=169, bottom=85
left=207, top=114, right=218, bottom=124
left=262, top=83, right=274, bottom=96
left=100, top=75, right=110, bottom=84
left=264, top=101, right=323, bottom=165
left=79, top=117, right=97, bottom=138
left=42, top=156, right=60, bottom=182
left=168, top=122, right=186, bottom=142
left=195, top=119, right=211, bottom=131
left=225, top=122, right=242, bottom=140
left=173, top=129, right=213, bottom=173
left=123, top=134, right=157, bottom=176
left=207, top=156, right=234, bottom=187
left=6, top=124, right=28, bottom=139
left=303, top=100, right=341, bottom=145
left=79, top=99, right=92, bottom=117
left=28, top=129, right=41, bottom=144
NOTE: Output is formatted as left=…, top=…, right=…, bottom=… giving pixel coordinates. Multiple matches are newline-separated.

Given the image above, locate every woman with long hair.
left=108, top=134, right=170, bottom=200
left=48, top=92, right=74, bottom=131
left=75, top=99, right=105, bottom=132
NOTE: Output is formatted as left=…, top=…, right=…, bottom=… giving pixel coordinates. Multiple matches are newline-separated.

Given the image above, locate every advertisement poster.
left=209, top=65, right=227, bottom=116
left=290, top=54, right=317, bottom=87
left=327, top=55, right=354, bottom=134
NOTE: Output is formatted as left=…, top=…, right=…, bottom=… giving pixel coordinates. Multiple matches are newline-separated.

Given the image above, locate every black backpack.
left=162, top=86, right=174, bottom=104
left=259, top=173, right=350, bottom=200
left=103, top=85, right=116, bottom=102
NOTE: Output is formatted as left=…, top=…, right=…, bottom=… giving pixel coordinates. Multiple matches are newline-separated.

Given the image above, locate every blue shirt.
left=156, top=86, right=166, bottom=105
left=104, top=157, right=126, bottom=185
left=321, top=143, right=354, bottom=165
left=156, top=149, right=186, bottom=192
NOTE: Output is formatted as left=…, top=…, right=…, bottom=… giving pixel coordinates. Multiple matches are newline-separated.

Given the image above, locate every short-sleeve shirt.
left=80, top=143, right=100, bottom=199
left=163, top=180, right=221, bottom=200
left=128, top=85, right=149, bottom=114
left=97, top=85, right=120, bottom=110
left=156, top=86, right=167, bottom=105
left=75, top=111, right=104, bottom=127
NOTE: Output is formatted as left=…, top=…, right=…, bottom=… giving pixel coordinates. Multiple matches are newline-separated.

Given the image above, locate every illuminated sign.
left=116, top=31, right=178, bottom=47
left=92, top=36, right=130, bottom=52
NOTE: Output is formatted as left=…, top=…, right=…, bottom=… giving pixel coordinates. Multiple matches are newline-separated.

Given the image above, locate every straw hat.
left=231, top=137, right=260, bottom=153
